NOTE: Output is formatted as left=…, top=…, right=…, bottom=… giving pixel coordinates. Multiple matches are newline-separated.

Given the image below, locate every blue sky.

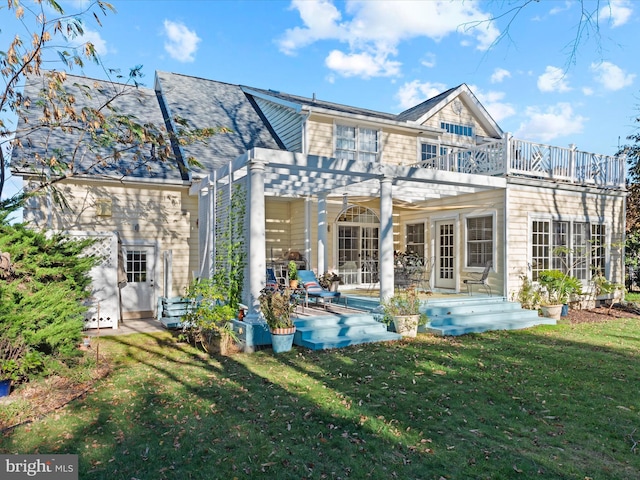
left=4, top=1, right=639, bottom=171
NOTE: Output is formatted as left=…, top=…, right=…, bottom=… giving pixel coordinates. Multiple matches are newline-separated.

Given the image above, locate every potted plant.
left=182, top=279, right=239, bottom=356
left=538, top=269, right=583, bottom=320
left=288, top=261, right=299, bottom=289
left=379, top=287, right=428, bottom=337
left=318, top=271, right=342, bottom=292
left=259, top=287, right=297, bottom=353
left=592, top=272, right=624, bottom=314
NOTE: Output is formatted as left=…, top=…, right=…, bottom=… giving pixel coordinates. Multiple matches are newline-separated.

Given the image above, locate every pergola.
left=192, top=147, right=507, bottom=322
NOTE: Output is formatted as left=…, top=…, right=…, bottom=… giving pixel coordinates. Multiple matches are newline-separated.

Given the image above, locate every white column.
left=317, top=193, right=328, bottom=274
left=379, top=176, right=394, bottom=301
left=304, top=197, right=311, bottom=270
left=244, top=158, right=267, bottom=323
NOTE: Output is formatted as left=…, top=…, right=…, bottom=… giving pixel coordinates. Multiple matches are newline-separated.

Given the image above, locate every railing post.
left=504, top=133, right=512, bottom=175
left=569, top=143, right=576, bottom=183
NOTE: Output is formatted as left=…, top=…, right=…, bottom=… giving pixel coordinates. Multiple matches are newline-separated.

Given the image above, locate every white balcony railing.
left=414, top=137, right=625, bottom=188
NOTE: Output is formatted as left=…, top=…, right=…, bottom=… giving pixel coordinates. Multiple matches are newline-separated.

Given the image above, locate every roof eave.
left=301, top=106, right=442, bottom=135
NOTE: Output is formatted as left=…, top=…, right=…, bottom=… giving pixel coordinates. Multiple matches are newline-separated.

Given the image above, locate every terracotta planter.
left=392, top=314, right=420, bottom=337
left=270, top=326, right=296, bottom=335
left=270, top=326, right=296, bottom=353
left=289, top=280, right=299, bottom=289
left=541, top=304, right=563, bottom=320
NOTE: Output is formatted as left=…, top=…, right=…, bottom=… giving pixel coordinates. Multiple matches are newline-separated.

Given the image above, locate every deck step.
left=425, top=316, right=556, bottom=336
left=421, top=296, right=554, bottom=336
left=294, top=313, right=400, bottom=350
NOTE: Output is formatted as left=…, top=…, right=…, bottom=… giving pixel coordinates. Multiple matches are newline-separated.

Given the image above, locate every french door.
left=435, top=220, right=456, bottom=289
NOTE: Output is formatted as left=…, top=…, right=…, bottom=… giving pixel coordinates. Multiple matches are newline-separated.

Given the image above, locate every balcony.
left=414, top=137, right=625, bottom=188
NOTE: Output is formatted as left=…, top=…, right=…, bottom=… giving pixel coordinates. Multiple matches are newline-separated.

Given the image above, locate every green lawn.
left=1, top=320, right=639, bottom=479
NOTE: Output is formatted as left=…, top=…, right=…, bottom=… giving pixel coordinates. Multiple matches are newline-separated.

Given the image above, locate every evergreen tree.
left=0, top=212, right=95, bottom=380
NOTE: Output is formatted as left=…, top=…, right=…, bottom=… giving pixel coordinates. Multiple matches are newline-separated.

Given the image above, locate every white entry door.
left=121, top=245, right=156, bottom=319
left=435, top=220, right=456, bottom=290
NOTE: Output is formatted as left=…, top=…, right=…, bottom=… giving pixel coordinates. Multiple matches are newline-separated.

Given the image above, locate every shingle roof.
left=244, top=86, right=398, bottom=121
left=155, top=71, right=282, bottom=175
left=395, top=86, right=459, bottom=122
left=12, top=74, right=184, bottom=181
left=13, top=71, right=479, bottom=184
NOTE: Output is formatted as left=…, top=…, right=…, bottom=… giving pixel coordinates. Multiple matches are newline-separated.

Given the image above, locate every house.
left=11, top=71, right=626, bottom=335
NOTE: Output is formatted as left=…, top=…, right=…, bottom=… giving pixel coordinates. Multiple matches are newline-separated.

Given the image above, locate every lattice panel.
left=82, top=236, right=113, bottom=267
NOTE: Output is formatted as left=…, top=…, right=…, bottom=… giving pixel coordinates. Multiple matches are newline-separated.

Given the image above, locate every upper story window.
left=421, top=143, right=437, bottom=161
left=335, top=125, right=378, bottom=162
left=440, top=122, right=473, bottom=138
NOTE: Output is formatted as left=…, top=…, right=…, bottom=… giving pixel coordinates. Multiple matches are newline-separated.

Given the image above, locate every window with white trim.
left=591, top=224, right=606, bottom=276
left=126, top=250, right=147, bottom=283
left=531, top=220, right=606, bottom=281
left=335, top=125, right=378, bottom=162
left=406, top=223, right=425, bottom=259
left=441, top=121, right=473, bottom=137
left=466, top=215, right=493, bottom=267
left=420, top=143, right=437, bottom=162
left=531, top=221, right=550, bottom=278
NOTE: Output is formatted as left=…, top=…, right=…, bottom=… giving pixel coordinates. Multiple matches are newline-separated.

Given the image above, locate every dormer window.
left=335, top=125, right=378, bottom=162
left=440, top=121, right=473, bottom=137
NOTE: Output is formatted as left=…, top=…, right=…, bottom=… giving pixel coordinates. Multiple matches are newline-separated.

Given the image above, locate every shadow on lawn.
left=274, top=327, right=640, bottom=479
left=1, top=324, right=639, bottom=480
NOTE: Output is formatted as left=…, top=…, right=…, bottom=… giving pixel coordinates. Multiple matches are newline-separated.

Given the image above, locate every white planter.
left=392, top=314, right=420, bottom=337
left=541, top=304, right=563, bottom=320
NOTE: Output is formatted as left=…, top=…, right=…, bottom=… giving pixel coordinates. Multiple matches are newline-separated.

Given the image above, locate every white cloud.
left=279, top=0, right=346, bottom=54
left=582, top=87, right=594, bottom=96
left=602, top=0, right=633, bottom=27
left=395, top=80, right=447, bottom=110
left=279, top=0, right=500, bottom=78
left=549, top=1, right=572, bottom=15
left=537, top=66, right=571, bottom=93
left=590, top=61, right=635, bottom=90
left=69, top=28, right=108, bottom=56
left=468, top=85, right=515, bottom=123
left=325, top=49, right=401, bottom=78
left=421, top=52, right=436, bottom=68
left=490, top=68, right=511, bottom=83
left=163, top=20, right=201, bottom=63
left=515, top=103, right=586, bottom=143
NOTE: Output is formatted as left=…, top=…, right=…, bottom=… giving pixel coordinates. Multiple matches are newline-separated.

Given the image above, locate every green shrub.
left=181, top=278, right=238, bottom=353
left=0, top=213, right=96, bottom=382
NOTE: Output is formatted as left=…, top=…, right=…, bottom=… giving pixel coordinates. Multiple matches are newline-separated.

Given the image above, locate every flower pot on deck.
left=392, top=315, right=420, bottom=337
left=270, top=327, right=296, bottom=353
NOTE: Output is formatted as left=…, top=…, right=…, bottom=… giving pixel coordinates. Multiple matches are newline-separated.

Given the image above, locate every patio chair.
left=266, top=268, right=281, bottom=291
left=297, top=270, right=342, bottom=308
left=407, top=258, right=433, bottom=293
left=362, top=259, right=379, bottom=293
left=463, top=260, right=492, bottom=296
left=394, top=267, right=412, bottom=290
